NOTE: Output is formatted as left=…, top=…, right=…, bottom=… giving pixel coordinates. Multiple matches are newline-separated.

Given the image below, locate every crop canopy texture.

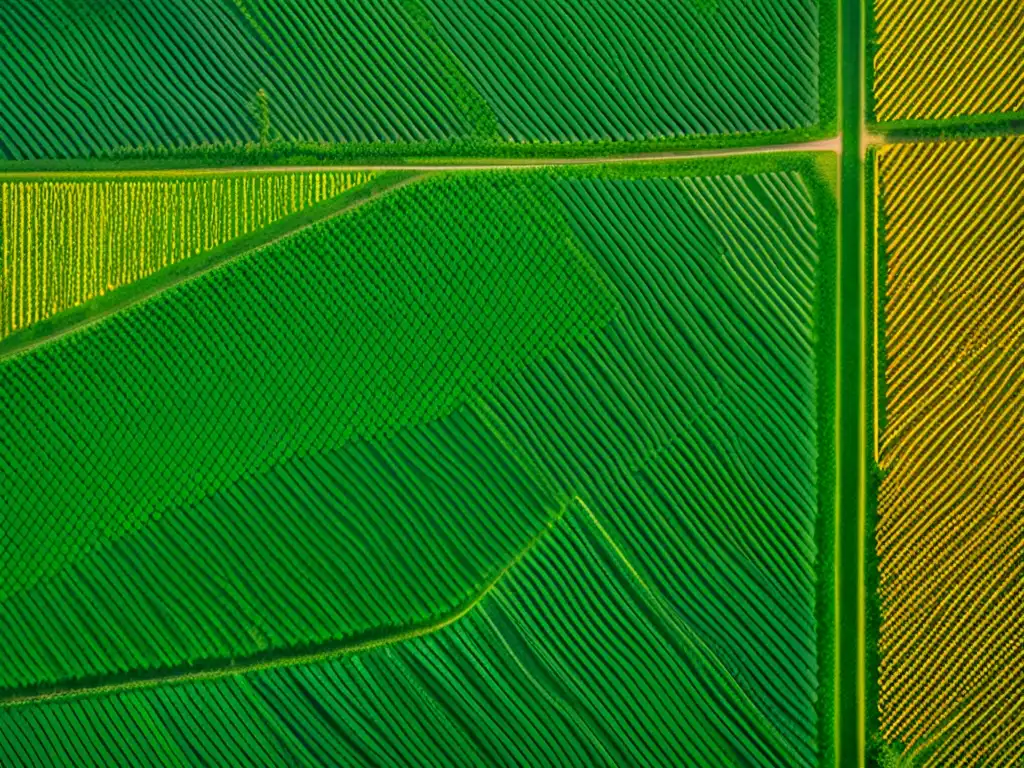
left=1, top=163, right=833, bottom=766
left=0, top=0, right=826, bottom=159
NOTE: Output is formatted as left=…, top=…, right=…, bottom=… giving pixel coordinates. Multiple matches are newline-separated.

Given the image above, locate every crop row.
left=0, top=172, right=370, bottom=338
left=424, top=0, right=821, bottom=142
left=0, top=0, right=826, bottom=159
left=876, top=136, right=1023, bottom=767
left=0, top=406, right=559, bottom=690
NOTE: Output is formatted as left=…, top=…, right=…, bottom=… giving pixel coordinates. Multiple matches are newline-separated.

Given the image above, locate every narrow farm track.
left=0, top=137, right=841, bottom=361
left=0, top=136, right=843, bottom=178
left=835, top=0, right=865, bottom=765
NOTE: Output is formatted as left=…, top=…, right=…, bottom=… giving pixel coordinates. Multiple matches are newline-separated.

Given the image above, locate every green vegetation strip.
left=0, top=0, right=833, bottom=161
left=837, top=0, right=864, bottom=763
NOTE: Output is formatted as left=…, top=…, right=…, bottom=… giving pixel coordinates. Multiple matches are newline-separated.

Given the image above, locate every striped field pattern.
left=876, top=136, right=1024, bottom=765
left=0, top=164, right=830, bottom=764
left=872, top=0, right=1024, bottom=123
left=0, top=1, right=473, bottom=159
left=0, top=406, right=562, bottom=691
left=2, top=502, right=806, bottom=766
left=424, top=0, right=822, bottom=142
left=480, top=171, right=827, bottom=764
left=0, top=172, right=369, bottom=338
left=0, top=0, right=826, bottom=159
left=0, top=172, right=616, bottom=643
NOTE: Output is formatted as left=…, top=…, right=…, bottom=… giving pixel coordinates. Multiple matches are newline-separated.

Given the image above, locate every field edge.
left=0, top=172, right=422, bottom=360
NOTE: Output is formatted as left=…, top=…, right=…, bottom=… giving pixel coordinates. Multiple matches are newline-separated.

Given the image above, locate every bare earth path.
left=0, top=136, right=843, bottom=178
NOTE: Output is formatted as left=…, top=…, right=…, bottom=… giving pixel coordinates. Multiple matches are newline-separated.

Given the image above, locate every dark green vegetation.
left=1, top=159, right=835, bottom=764
left=0, top=0, right=833, bottom=161
left=836, top=0, right=863, bottom=763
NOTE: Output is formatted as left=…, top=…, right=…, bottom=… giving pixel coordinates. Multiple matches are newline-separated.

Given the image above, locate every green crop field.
left=0, top=0, right=834, bottom=162
left=5, top=0, right=1015, bottom=765
left=0, top=502, right=813, bottom=766
left=0, top=158, right=836, bottom=765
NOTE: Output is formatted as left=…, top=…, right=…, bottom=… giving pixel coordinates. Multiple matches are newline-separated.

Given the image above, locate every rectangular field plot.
left=0, top=172, right=371, bottom=339
left=0, top=0, right=832, bottom=160
left=874, top=136, right=1023, bottom=765
left=0, top=158, right=836, bottom=766
left=870, top=0, right=1024, bottom=125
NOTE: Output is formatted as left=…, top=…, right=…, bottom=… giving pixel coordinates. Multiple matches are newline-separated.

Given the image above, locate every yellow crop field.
left=876, top=136, right=1023, bottom=765
left=0, top=172, right=370, bottom=338
left=872, top=0, right=1024, bottom=122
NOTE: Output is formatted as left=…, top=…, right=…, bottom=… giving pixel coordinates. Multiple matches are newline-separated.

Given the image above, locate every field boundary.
left=0, top=126, right=837, bottom=173
left=864, top=145, right=887, bottom=765
left=810, top=150, right=840, bottom=768
left=836, top=0, right=865, bottom=763
left=0, top=172, right=424, bottom=360
left=0, top=500, right=570, bottom=710
left=0, top=137, right=843, bottom=177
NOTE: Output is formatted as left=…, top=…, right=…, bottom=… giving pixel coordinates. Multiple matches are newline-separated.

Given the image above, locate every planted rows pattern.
left=872, top=0, right=1024, bottom=123
left=475, top=172, right=825, bottom=765
left=876, top=136, right=1024, bottom=766
left=0, top=1, right=470, bottom=160
left=0, top=407, right=560, bottom=691
left=1, top=504, right=805, bottom=767
left=0, top=166, right=828, bottom=765
left=421, top=0, right=821, bottom=142
left=0, top=172, right=369, bottom=338
left=0, top=0, right=825, bottom=159
left=0, top=173, right=615, bottom=641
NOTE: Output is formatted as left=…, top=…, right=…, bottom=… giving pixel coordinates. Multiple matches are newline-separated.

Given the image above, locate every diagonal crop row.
left=0, top=172, right=370, bottom=338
